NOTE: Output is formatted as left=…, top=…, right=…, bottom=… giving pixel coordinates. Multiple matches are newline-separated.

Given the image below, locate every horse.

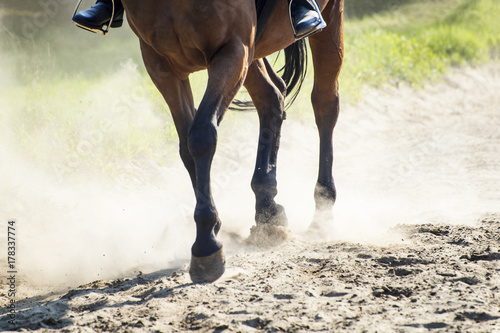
left=119, top=0, right=344, bottom=283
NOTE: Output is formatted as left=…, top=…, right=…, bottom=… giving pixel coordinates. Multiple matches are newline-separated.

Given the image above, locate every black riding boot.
left=72, top=0, right=124, bottom=35
left=288, top=0, right=326, bottom=39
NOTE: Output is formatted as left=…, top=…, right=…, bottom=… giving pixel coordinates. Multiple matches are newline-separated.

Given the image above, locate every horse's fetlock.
left=314, top=182, right=336, bottom=208
left=194, top=205, right=218, bottom=230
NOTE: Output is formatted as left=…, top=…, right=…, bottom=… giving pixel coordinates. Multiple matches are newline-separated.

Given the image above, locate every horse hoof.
left=307, top=214, right=334, bottom=241
left=256, top=204, right=288, bottom=227
left=189, top=248, right=226, bottom=283
left=270, top=204, right=288, bottom=227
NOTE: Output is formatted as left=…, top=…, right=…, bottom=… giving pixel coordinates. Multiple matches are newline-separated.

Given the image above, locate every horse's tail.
left=230, top=40, right=308, bottom=111
left=279, top=39, right=308, bottom=109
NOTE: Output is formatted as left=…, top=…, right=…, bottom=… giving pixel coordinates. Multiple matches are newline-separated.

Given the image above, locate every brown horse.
left=120, top=0, right=343, bottom=283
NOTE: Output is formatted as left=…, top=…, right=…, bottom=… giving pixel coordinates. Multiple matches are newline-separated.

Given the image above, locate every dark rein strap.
left=255, top=0, right=280, bottom=43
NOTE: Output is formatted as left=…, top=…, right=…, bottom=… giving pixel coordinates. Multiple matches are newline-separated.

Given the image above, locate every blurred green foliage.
left=2, top=0, right=498, bottom=86
left=0, top=0, right=143, bottom=83
left=344, top=0, right=414, bottom=19
left=340, top=0, right=499, bottom=98
left=0, top=0, right=74, bottom=33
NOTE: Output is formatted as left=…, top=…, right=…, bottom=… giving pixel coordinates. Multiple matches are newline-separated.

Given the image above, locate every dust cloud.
left=275, top=63, right=499, bottom=244
left=1, top=55, right=498, bottom=291
left=332, top=65, right=497, bottom=242
left=0, top=61, right=197, bottom=289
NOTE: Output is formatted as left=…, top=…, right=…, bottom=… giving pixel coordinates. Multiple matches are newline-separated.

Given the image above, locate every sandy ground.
left=1, top=218, right=500, bottom=333
left=1, top=62, right=499, bottom=332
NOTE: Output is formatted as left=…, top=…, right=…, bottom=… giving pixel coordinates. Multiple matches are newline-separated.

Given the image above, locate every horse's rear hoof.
left=189, top=248, right=226, bottom=283
left=255, top=203, right=288, bottom=227
left=307, top=210, right=334, bottom=241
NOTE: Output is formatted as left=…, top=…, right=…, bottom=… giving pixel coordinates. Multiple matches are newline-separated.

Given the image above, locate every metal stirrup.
left=72, top=0, right=116, bottom=35
left=288, top=0, right=326, bottom=40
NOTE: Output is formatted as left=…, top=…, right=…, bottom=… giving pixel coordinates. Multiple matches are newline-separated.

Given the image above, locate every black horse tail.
left=230, top=39, right=308, bottom=111
left=279, top=39, right=308, bottom=109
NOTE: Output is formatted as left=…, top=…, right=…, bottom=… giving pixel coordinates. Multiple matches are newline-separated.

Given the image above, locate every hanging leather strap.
left=255, top=0, right=279, bottom=43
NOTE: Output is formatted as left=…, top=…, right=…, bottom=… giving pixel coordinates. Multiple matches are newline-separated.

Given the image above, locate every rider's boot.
left=288, top=0, right=326, bottom=39
left=72, top=0, right=124, bottom=35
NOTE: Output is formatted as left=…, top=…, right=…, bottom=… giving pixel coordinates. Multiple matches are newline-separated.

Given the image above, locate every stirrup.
left=72, top=0, right=116, bottom=35
left=288, top=0, right=326, bottom=40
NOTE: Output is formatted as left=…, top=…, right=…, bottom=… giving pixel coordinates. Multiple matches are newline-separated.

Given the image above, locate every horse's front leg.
left=140, top=43, right=197, bottom=192
left=188, top=39, right=251, bottom=283
left=245, top=58, right=288, bottom=226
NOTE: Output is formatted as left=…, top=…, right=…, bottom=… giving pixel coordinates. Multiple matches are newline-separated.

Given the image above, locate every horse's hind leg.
left=308, top=0, right=344, bottom=229
left=244, top=58, right=288, bottom=226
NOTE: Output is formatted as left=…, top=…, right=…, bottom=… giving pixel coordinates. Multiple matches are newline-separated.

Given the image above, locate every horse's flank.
left=122, top=0, right=255, bottom=77
left=122, top=0, right=331, bottom=74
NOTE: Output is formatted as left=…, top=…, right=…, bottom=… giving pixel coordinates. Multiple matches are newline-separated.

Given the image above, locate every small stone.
left=274, top=294, right=295, bottom=300
left=41, top=317, right=58, bottom=327
left=243, top=317, right=271, bottom=329
left=322, top=291, right=348, bottom=297
left=373, top=288, right=385, bottom=297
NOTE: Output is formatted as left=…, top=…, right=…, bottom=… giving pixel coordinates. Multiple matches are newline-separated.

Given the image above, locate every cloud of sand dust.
left=275, top=67, right=499, bottom=244
left=0, top=61, right=199, bottom=288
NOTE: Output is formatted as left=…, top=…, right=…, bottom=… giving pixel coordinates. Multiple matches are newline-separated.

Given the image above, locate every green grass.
left=1, top=0, right=499, bottom=180
left=2, top=64, right=178, bottom=184
left=339, top=0, right=500, bottom=101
